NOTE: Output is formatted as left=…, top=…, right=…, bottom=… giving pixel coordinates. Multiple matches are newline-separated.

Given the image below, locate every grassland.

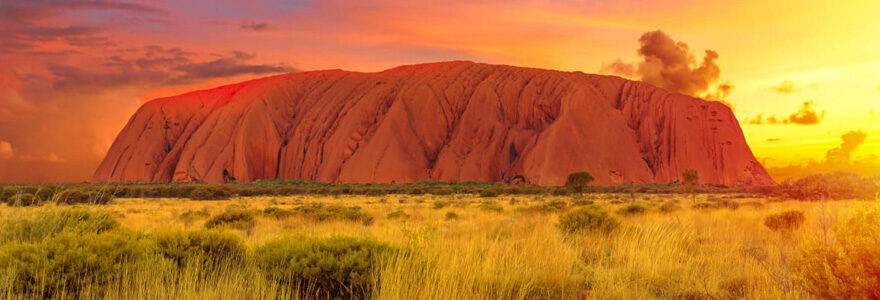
left=0, top=191, right=876, bottom=299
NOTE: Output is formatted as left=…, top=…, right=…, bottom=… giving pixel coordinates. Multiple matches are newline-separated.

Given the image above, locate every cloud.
left=771, top=80, right=798, bottom=94
left=599, top=30, right=730, bottom=101
left=767, top=130, right=879, bottom=180
left=0, top=141, right=12, bottom=160
left=766, top=138, right=781, bottom=142
left=826, top=130, right=866, bottom=165
left=240, top=23, right=275, bottom=31
left=746, top=101, right=824, bottom=125
left=169, top=55, right=297, bottom=85
left=0, top=0, right=165, bottom=52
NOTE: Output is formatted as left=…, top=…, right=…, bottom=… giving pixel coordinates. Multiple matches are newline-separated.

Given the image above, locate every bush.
left=0, top=231, right=150, bottom=298
left=479, top=189, right=499, bottom=198
left=444, top=211, right=460, bottom=220
left=616, top=204, right=648, bottom=216
left=54, top=189, right=113, bottom=205
left=294, top=204, right=374, bottom=225
left=764, top=210, right=805, bottom=232
left=262, top=206, right=294, bottom=219
left=571, top=198, right=594, bottom=206
left=796, top=208, right=880, bottom=298
left=188, top=186, right=232, bottom=200
left=149, top=229, right=246, bottom=269
left=2, top=209, right=120, bottom=243
left=432, top=200, right=450, bottom=209
left=545, top=199, right=568, bottom=211
left=565, top=172, right=594, bottom=193
left=558, top=207, right=619, bottom=234
left=477, top=201, right=503, bottom=213
left=386, top=210, right=410, bottom=220
left=780, top=172, right=878, bottom=200
left=204, top=210, right=256, bottom=233
left=6, top=193, right=39, bottom=206
left=253, top=236, right=391, bottom=299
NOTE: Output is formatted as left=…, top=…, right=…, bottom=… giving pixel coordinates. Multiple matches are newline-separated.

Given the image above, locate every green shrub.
left=6, top=193, right=39, bottom=206
left=253, top=236, right=391, bottom=299
left=764, top=210, right=805, bottom=232
left=262, top=206, right=294, bottom=219
left=557, top=207, right=619, bottom=234
left=188, top=186, right=232, bottom=200
left=571, top=198, right=594, bottom=206
left=545, top=199, right=568, bottom=211
left=2, top=209, right=120, bottom=243
left=0, top=231, right=150, bottom=298
left=477, top=201, right=504, bottom=213
left=444, top=211, right=460, bottom=220
left=204, top=210, right=256, bottom=233
left=565, top=172, right=594, bottom=193
left=479, top=189, right=499, bottom=198
left=54, top=189, right=113, bottom=205
left=616, top=204, right=648, bottom=216
left=780, top=172, right=878, bottom=201
left=432, top=200, right=450, bottom=209
left=149, top=229, right=246, bottom=269
left=796, top=208, right=880, bottom=298
left=294, top=204, right=374, bottom=225
left=386, top=210, right=410, bottom=220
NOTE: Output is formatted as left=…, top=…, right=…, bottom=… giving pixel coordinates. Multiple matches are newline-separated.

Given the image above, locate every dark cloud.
left=599, top=30, right=729, bottom=101
left=240, top=23, right=275, bottom=31
left=0, top=0, right=165, bottom=52
left=746, top=101, right=824, bottom=125
left=771, top=80, right=798, bottom=94
left=767, top=130, right=879, bottom=180
left=21, top=48, right=298, bottom=91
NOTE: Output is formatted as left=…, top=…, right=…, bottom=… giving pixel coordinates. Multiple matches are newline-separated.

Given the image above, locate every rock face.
left=93, top=61, right=774, bottom=186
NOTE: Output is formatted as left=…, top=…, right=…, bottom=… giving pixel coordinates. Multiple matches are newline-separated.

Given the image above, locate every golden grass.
left=0, top=193, right=874, bottom=299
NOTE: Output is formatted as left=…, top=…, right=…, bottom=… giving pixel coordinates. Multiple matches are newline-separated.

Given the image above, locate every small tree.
left=565, top=172, right=595, bottom=193
left=681, top=169, right=699, bottom=203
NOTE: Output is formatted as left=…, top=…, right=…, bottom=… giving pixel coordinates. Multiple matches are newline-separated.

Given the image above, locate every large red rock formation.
left=93, top=61, right=774, bottom=186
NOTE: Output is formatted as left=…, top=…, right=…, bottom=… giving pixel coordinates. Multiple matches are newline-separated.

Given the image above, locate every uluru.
left=92, top=61, right=773, bottom=186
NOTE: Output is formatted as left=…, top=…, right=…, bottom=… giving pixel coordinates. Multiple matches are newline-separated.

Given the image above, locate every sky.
left=0, top=0, right=878, bottom=183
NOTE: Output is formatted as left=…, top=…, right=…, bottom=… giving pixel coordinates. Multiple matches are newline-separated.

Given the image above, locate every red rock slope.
left=92, top=61, right=774, bottom=186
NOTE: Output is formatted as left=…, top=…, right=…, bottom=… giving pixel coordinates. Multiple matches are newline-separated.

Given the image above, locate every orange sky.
left=1, top=0, right=878, bottom=182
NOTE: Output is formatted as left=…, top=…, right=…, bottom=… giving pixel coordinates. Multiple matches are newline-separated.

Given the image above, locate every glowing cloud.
left=747, top=101, right=824, bottom=125
left=771, top=80, right=798, bottom=93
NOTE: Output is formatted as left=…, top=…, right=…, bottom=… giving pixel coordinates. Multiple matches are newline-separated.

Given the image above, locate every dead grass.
left=0, top=193, right=874, bottom=299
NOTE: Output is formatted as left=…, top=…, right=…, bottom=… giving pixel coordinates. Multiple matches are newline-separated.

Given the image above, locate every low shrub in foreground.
left=150, top=229, right=246, bottom=269
left=253, top=236, right=392, bottom=299
left=204, top=210, right=256, bottom=233
left=557, top=206, right=619, bottom=234
left=764, top=210, right=805, bottom=232
left=1, top=209, right=120, bottom=243
left=616, top=204, right=648, bottom=216
left=796, top=208, right=880, bottom=298
left=386, top=210, right=410, bottom=220
left=0, top=231, right=151, bottom=298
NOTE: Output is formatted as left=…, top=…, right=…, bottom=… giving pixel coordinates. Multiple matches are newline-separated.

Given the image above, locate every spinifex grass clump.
left=557, top=206, right=619, bottom=234
left=764, top=210, right=805, bottom=232
left=150, top=229, right=247, bottom=270
left=293, top=204, right=374, bottom=225
left=253, top=235, right=391, bottom=299
left=616, top=203, right=648, bottom=216
left=204, top=210, right=257, bottom=233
